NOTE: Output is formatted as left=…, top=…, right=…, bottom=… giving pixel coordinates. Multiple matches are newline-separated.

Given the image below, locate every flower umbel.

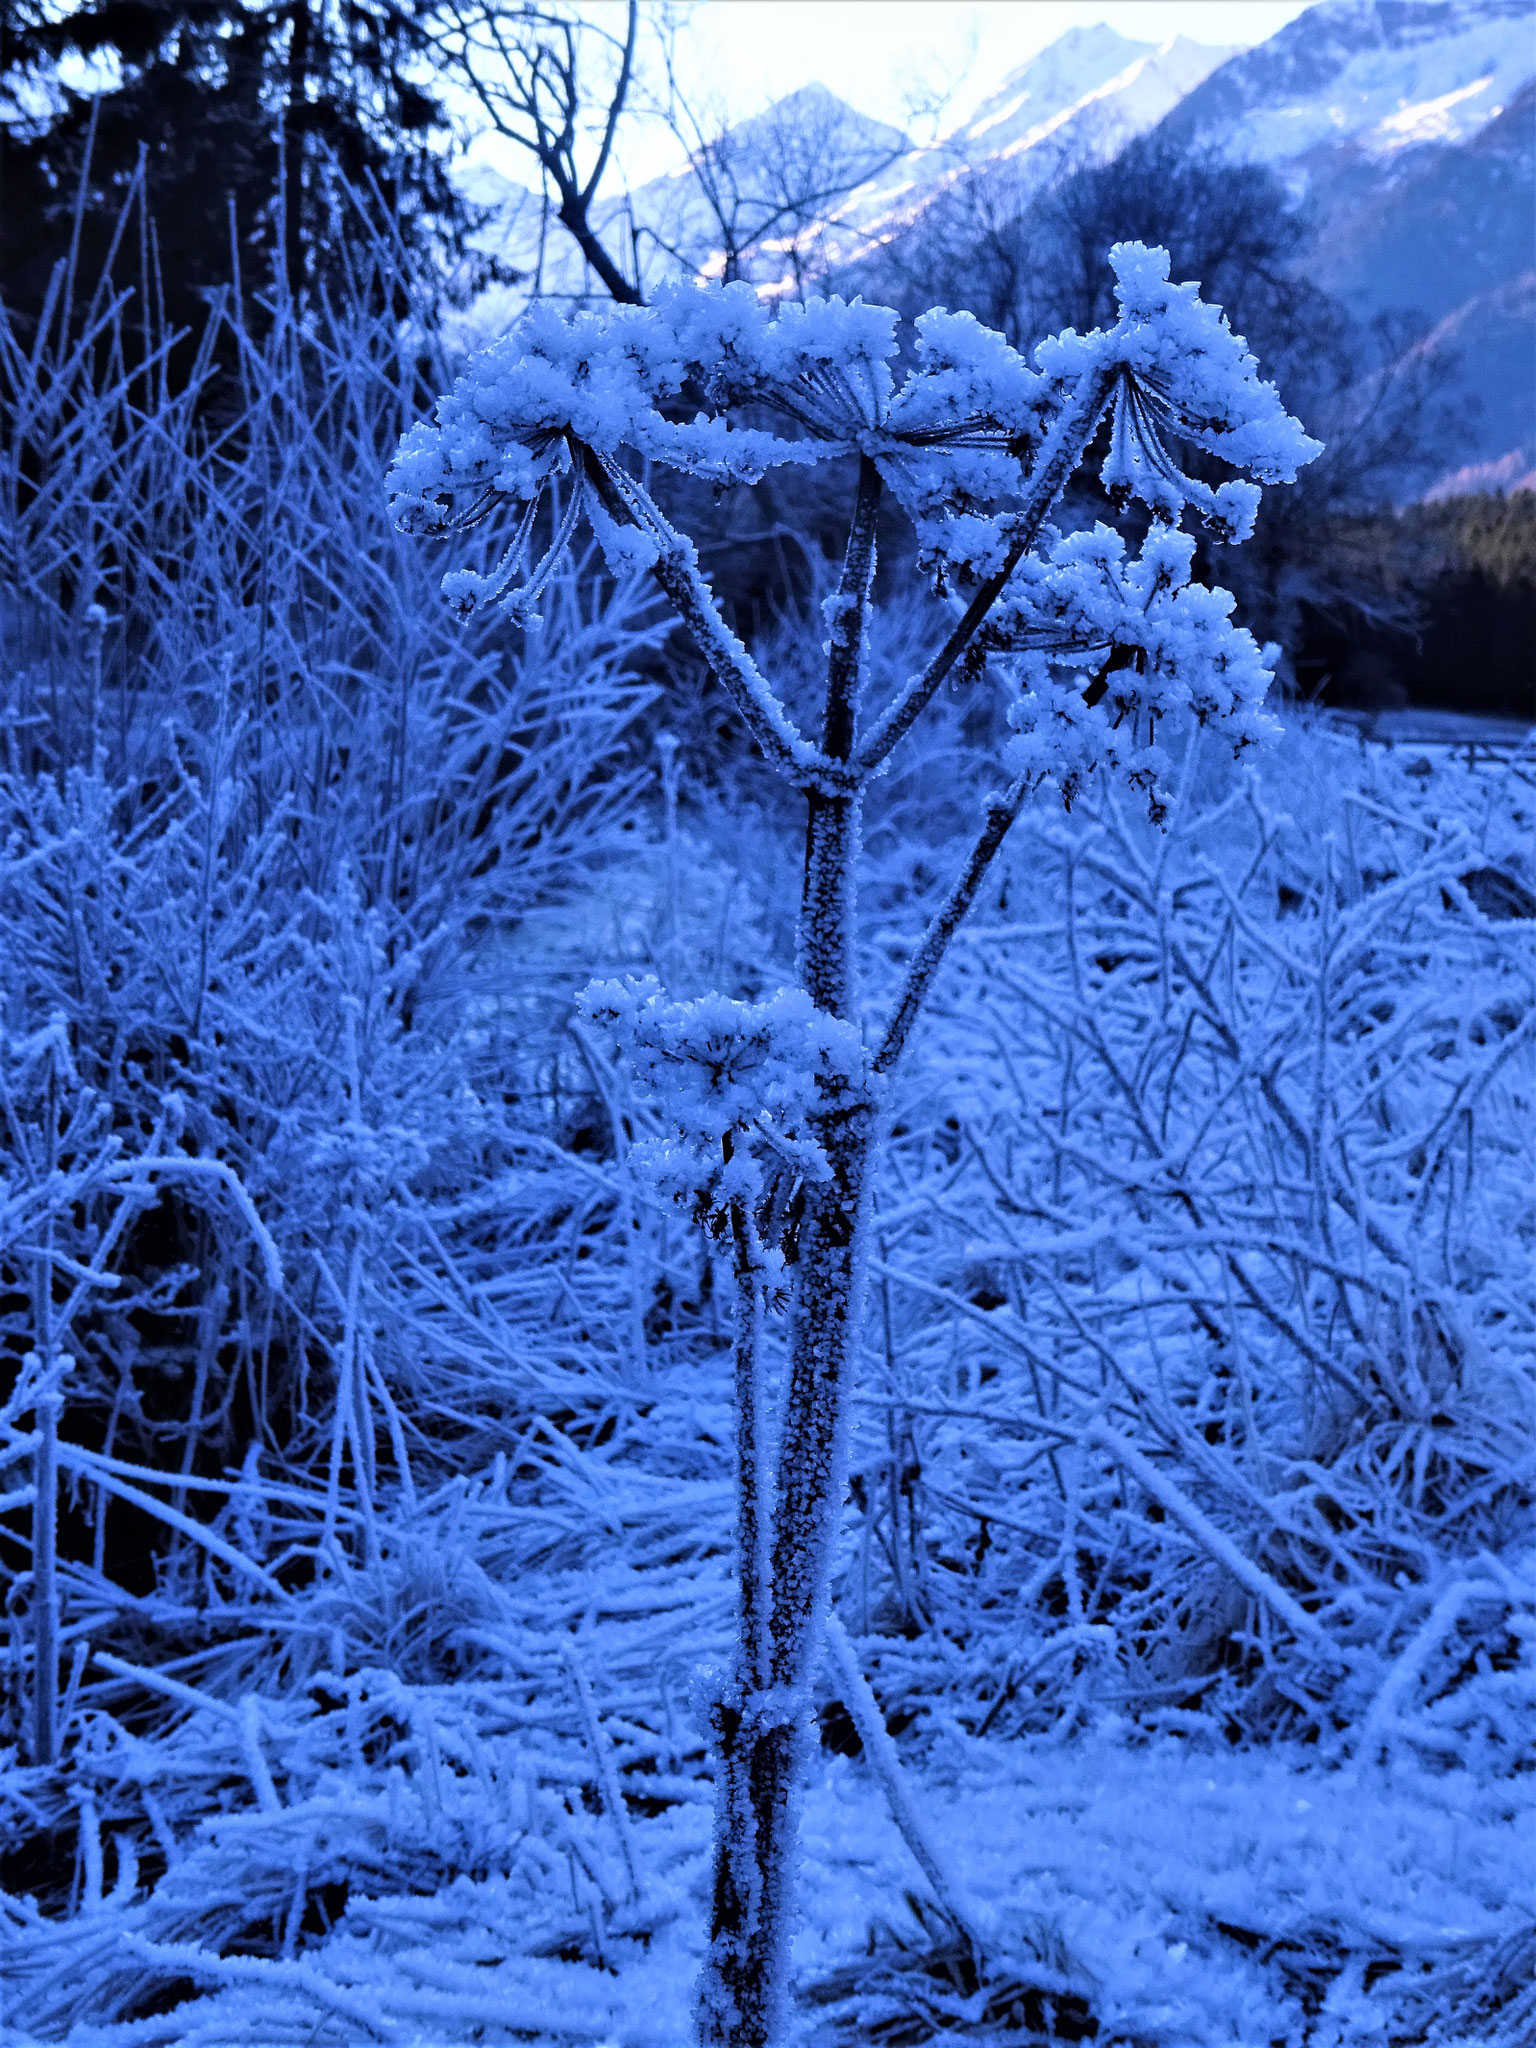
left=389, top=247, right=1317, bottom=658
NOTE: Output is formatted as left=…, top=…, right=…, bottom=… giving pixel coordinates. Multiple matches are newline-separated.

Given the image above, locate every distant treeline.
left=1300, top=493, right=1536, bottom=720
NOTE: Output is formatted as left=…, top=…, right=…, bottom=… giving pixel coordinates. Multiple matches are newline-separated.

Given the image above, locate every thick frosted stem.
left=697, top=1196, right=786, bottom=2045
left=698, top=464, right=882, bottom=2048
left=798, top=792, right=860, bottom=1020
left=728, top=1186, right=771, bottom=1684
left=797, top=456, right=878, bottom=1021
left=698, top=1703, right=801, bottom=2048
left=767, top=1110, right=874, bottom=1691
left=697, top=1109, right=875, bottom=2048
left=822, top=456, right=880, bottom=764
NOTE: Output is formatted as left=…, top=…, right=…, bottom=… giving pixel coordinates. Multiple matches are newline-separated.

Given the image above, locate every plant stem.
left=31, top=1375, right=60, bottom=1767
left=699, top=464, right=885, bottom=2048
left=875, top=771, right=1035, bottom=1076
left=695, top=375, right=1113, bottom=2048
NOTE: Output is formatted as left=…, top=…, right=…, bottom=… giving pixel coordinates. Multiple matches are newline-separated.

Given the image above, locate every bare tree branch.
left=647, top=63, right=911, bottom=290
left=427, top=0, right=644, bottom=303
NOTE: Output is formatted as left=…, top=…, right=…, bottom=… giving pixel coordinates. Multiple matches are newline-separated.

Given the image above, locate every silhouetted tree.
left=1, top=0, right=469, bottom=341
left=648, top=79, right=910, bottom=295
left=424, top=0, right=643, bottom=303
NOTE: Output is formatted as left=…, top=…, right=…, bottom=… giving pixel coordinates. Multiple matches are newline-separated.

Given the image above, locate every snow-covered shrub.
left=850, top=723, right=1536, bottom=1765
left=12, top=199, right=1524, bottom=2048
left=393, top=243, right=1318, bottom=2046
left=0, top=211, right=660, bottom=1882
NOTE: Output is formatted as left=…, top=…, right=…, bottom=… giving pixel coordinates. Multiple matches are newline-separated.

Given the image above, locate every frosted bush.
left=0, top=209, right=673, bottom=2039
left=849, top=726, right=1536, bottom=1764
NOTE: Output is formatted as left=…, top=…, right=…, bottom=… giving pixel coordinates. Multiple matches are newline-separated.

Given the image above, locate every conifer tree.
left=1, top=0, right=466, bottom=338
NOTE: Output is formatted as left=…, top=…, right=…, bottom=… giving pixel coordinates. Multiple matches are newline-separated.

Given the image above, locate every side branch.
left=649, top=546, right=855, bottom=795
left=855, top=367, right=1117, bottom=776
left=822, top=455, right=882, bottom=761
left=726, top=1179, right=771, bottom=1686
left=874, top=771, right=1035, bottom=1076
left=580, top=450, right=853, bottom=793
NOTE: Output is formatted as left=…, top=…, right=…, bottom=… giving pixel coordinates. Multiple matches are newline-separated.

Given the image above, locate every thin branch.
left=856, top=366, right=1117, bottom=775
left=822, top=455, right=881, bottom=761
left=874, top=771, right=1035, bottom=1076
left=581, top=0, right=636, bottom=209
left=579, top=449, right=850, bottom=790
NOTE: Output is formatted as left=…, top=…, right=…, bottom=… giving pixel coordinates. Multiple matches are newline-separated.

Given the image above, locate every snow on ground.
left=4, top=714, right=1532, bottom=2046
left=797, top=1731, right=1536, bottom=2045
left=27, top=1728, right=1529, bottom=2045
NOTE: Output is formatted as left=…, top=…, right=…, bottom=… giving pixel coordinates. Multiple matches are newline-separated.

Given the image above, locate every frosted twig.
left=876, top=772, right=1037, bottom=1075
left=825, top=1612, right=988, bottom=1951
left=561, top=1640, right=641, bottom=1902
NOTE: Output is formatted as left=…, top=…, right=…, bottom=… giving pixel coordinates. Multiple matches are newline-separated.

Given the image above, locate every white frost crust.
left=386, top=248, right=1316, bottom=640
left=578, top=977, right=868, bottom=1280
left=1039, top=242, right=1322, bottom=527
left=1000, top=521, right=1282, bottom=822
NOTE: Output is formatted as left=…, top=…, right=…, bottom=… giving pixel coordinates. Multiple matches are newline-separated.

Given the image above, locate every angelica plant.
left=390, top=243, right=1319, bottom=2048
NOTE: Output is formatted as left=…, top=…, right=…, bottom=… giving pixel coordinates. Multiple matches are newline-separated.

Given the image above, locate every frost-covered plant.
left=394, top=242, right=1317, bottom=2048
left=851, top=727, right=1536, bottom=1757
left=0, top=208, right=658, bottom=1795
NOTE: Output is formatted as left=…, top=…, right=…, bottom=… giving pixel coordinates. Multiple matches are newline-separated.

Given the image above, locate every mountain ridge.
left=460, top=1, right=1534, bottom=492
left=1157, top=0, right=1534, bottom=162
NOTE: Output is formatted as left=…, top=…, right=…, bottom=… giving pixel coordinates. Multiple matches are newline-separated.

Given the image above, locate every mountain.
left=1153, top=0, right=1535, bottom=490
left=1157, top=0, right=1534, bottom=164
left=827, top=28, right=1237, bottom=254
left=1413, top=268, right=1536, bottom=489
left=944, top=25, right=1234, bottom=161
left=1308, top=78, right=1535, bottom=325
left=458, top=29, right=1237, bottom=296
left=457, top=3, right=1533, bottom=495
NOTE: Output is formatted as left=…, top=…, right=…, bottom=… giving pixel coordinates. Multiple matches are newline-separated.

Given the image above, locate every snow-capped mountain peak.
left=1159, top=0, right=1536, bottom=164
left=826, top=28, right=1237, bottom=251
left=945, top=23, right=1159, bottom=151
left=926, top=26, right=1237, bottom=170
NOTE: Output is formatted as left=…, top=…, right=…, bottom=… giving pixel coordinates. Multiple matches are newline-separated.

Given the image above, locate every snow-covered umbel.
left=579, top=977, right=868, bottom=1279
left=993, top=523, right=1281, bottom=822
left=389, top=243, right=1315, bottom=822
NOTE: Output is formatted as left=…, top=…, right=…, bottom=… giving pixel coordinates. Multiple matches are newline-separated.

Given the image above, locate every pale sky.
left=676, top=1, right=1314, bottom=137
left=465, top=1, right=1319, bottom=188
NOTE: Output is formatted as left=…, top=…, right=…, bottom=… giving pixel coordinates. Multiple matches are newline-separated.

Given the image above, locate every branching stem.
left=856, top=367, right=1117, bottom=775
left=578, top=449, right=853, bottom=794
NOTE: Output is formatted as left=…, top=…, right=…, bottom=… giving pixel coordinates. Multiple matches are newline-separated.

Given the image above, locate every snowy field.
left=3, top=711, right=1532, bottom=2047
left=2, top=233, right=1533, bottom=2047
